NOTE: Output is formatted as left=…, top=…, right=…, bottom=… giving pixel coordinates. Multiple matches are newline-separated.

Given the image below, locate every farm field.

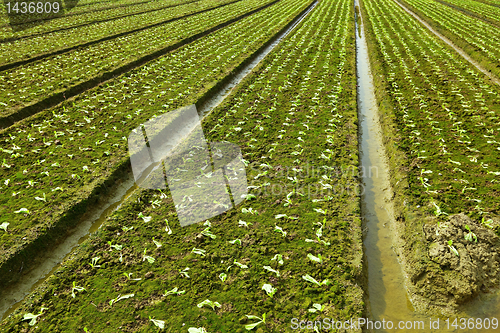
left=397, top=0, right=500, bottom=79
left=361, top=0, right=500, bottom=316
left=1, top=0, right=500, bottom=331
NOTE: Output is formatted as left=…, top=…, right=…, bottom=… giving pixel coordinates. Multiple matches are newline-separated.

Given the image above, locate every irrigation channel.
left=356, top=1, right=500, bottom=332
left=0, top=1, right=318, bottom=322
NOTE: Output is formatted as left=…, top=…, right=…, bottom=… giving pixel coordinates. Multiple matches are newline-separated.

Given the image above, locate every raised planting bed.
left=0, top=0, right=239, bottom=64
left=0, top=0, right=314, bottom=294
left=0, top=0, right=276, bottom=126
left=361, top=0, right=500, bottom=315
left=0, top=0, right=198, bottom=41
left=0, top=0, right=362, bottom=330
left=399, top=0, right=500, bottom=79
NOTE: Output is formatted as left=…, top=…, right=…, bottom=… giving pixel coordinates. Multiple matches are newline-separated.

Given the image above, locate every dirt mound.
left=422, top=213, right=500, bottom=306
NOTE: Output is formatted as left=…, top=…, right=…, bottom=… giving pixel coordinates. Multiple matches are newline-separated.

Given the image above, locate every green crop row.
left=0, top=0, right=361, bottom=330
left=438, top=0, right=500, bottom=25
left=0, top=0, right=313, bottom=293
left=399, top=0, right=500, bottom=79
left=0, top=0, right=237, bottom=64
left=0, top=0, right=274, bottom=120
left=0, top=0, right=196, bottom=41
left=362, top=0, right=500, bottom=313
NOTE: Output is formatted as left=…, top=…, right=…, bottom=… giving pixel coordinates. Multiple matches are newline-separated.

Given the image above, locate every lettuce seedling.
left=22, top=307, right=48, bottom=326
left=481, top=217, right=494, bottom=229
left=165, top=219, right=172, bottom=234
left=163, top=287, right=185, bottom=296
left=307, top=253, right=323, bottom=263
left=244, top=313, right=266, bottom=330
left=14, top=208, right=30, bottom=214
left=0, top=222, right=9, bottom=232
left=179, top=267, right=190, bottom=278
left=234, top=261, right=248, bottom=269
left=201, top=227, right=216, bottom=239
left=302, top=274, right=329, bottom=287
left=89, top=257, right=101, bottom=268
left=308, top=303, right=325, bottom=313
left=143, top=249, right=155, bottom=264
left=123, top=273, right=141, bottom=281
left=229, top=239, right=242, bottom=246
left=263, top=266, right=279, bottom=277
left=262, top=284, right=277, bottom=297
left=271, top=254, right=284, bottom=266
left=219, top=273, right=227, bottom=282
left=109, top=293, right=134, bottom=306
left=188, top=328, right=208, bottom=333
left=274, top=225, right=287, bottom=237
left=71, top=281, right=85, bottom=298
left=152, top=237, right=162, bottom=248
left=192, top=248, right=206, bottom=256
left=447, top=240, right=459, bottom=256
left=464, top=225, right=478, bottom=243
left=149, top=317, right=165, bottom=329
left=197, top=299, right=221, bottom=311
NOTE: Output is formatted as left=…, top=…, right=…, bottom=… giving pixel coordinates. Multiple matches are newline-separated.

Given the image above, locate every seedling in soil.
left=14, top=208, right=30, bottom=214
left=0, top=222, right=9, bottom=232
left=234, top=261, right=248, bottom=269
left=481, top=217, right=494, bottom=229
left=307, top=253, right=323, bottom=263
left=22, top=307, right=48, bottom=326
left=262, top=284, right=277, bottom=297
left=197, top=299, right=221, bottom=311
left=241, top=207, right=258, bottom=214
left=192, top=248, right=206, bottom=256
left=165, top=219, right=172, bottom=234
left=244, top=313, right=266, bottom=330
left=308, top=303, right=325, bottom=313
left=274, top=225, right=287, bottom=237
left=179, top=267, right=190, bottom=278
left=149, top=317, right=165, bottom=329
left=447, top=240, right=459, bottom=256
left=138, top=212, right=152, bottom=222
left=464, top=225, right=478, bottom=243
left=163, top=287, right=185, bottom=296
left=263, top=266, right=280, bottom=277
left=123, top=273, right=141, bottom=281
left=302, top=274, right=330, bottom=287
left=432, top=202, right=448, bottom=217
left=89, top=257, right=101, bottom=268
left=107, top=241, right=122, bottom=251
left=152, top=237, right=162, bottom=248
left=238, top=220, right=253, bottom=228
left=229, top=239, right=241, bottom=245
left=143, top=249, right=155, bottom=263
left=271, top=254, right=284, bottom=265
left=219, top=273, right=227, bottom=282
left=188, top=328, right=208, bottom=333
left=200, top=227, right=216, bottom=239
left=109, top=293, right=134, bottom=306
left=71, top=281, right=85, bottom=298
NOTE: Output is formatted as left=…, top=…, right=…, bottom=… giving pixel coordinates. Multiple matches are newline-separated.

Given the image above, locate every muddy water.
left=356, top=4, right=429, bottom=331
left=0, top=1, right=318, bottom=322
left=356, top=2, right=500, bottom=332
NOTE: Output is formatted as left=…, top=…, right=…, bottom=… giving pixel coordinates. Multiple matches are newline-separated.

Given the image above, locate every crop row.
left=0, top=0, right=238, bottom=64
left=362, top=0, right=500, bottom=313
left=0, top=0, right=361, bottom=330
left=0, top=0, right=275, bottom=122
left=399, top=0, right=500, bottom=79
left=0, top=0, right=313, bottom=291
left=437, top=0, right=500, bottom=25
left=0, top=0, right=197, bottom=41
